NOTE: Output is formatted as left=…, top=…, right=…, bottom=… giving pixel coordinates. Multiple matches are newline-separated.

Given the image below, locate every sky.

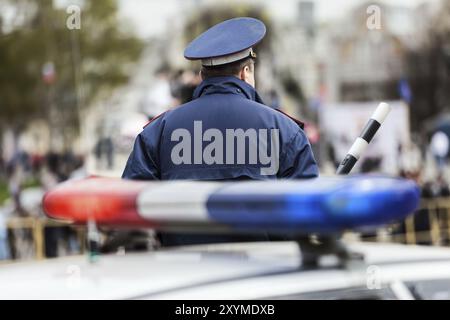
left=117, top=0, right=442, bottom=38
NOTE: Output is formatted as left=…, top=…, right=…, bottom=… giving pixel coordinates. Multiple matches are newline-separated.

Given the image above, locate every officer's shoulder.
left=274, top=108, right=305, bottom=130
left=141, top=102, right=193, bottom=132
left=143, top=112, right=166, bottom=129
left=252, top=102, right=305, bottom=130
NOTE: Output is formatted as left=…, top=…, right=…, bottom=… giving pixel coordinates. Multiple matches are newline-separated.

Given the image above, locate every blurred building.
left=320, top=1, right=425, bottom=103
left=273, top=1, right=320, bottom=109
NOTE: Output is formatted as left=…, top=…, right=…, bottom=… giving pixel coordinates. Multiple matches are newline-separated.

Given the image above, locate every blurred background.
left=1, top=0, right=450, bottom=261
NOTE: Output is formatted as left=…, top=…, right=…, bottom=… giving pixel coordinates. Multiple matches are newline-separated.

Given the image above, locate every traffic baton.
left=336, top=102, right=391, bottom=175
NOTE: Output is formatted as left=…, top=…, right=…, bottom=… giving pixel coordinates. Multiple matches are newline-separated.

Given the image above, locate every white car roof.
left=1, top=241, right=450, bottom=299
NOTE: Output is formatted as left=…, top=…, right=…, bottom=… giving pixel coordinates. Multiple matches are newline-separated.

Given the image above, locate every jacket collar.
left=193, top=76, right=265, bottom=104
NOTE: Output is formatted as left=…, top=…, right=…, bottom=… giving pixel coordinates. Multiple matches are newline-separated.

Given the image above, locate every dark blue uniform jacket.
left=122, top=76, right=318, bottom=181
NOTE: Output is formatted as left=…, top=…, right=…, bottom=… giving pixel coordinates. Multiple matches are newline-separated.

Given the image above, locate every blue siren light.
left=206, top=176, right=421, bottom=233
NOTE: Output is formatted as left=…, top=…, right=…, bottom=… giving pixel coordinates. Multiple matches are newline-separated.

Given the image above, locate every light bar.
left=43, top=176, right=420, bottom=234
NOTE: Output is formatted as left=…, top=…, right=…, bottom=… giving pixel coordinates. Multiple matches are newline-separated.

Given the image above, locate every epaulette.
left=143, top=112, right=166, bottom=129
left=275, top=109, right=305, bottom=130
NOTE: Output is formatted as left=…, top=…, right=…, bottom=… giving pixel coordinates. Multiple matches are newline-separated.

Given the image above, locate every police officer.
left=123, top=17, right=318, bottom=181
left=122, top=17, right=318, bottom=245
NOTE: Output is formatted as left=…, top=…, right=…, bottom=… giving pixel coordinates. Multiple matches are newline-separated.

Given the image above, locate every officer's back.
left=123, top=74, right=318, bottom=181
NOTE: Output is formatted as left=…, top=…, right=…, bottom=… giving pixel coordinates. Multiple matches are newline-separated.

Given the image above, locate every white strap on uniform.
left=201, top=48, right=253, bottom=66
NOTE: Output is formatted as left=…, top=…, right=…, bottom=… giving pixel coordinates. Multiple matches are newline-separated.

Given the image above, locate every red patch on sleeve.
left=275, top=109, right=305, bottom=129
left=143, top=112, right=166, bottom=129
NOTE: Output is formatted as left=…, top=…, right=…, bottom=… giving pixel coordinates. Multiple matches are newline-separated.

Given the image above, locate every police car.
left=0, top=174, right=446, bottom=300
left=1, top=239, right=450, bottom=300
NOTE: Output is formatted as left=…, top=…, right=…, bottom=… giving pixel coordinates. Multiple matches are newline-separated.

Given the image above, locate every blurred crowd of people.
left=0, top=150, right=85, bottom=260
left=140, top=67, right=202, bottom=120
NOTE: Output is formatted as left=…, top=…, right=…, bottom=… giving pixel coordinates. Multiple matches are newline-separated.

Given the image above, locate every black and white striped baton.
left=336, top=102, right=391, bottom=175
